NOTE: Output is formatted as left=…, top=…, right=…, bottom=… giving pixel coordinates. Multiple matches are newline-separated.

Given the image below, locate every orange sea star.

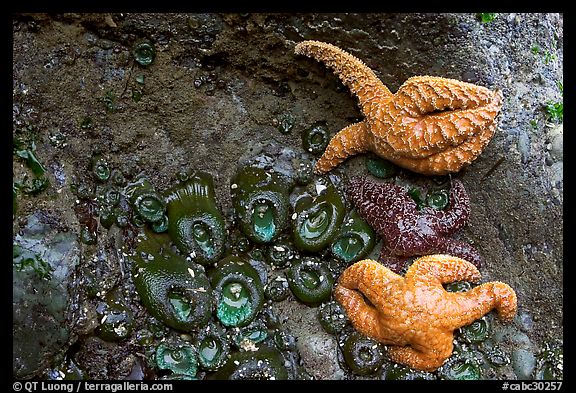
left=294, top=40, right=503, bottom=175
left=334, top=255, right=517, bottom=371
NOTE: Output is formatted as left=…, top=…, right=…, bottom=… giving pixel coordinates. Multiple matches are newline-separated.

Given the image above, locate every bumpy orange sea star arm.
left=333, top=285, right=386, bottom=341
left=447, top=281, right=518, bottom=328
left=315, top=121, right=371, bottom=174
left=405, top=254, right=482, bottom=286
left=386, top=76, right=503, bottom=158
left=387, top=330, right=454, bottom=372
left=387, top=121, right=498, bottom=175
left=294, top=40, right=393, bottom=116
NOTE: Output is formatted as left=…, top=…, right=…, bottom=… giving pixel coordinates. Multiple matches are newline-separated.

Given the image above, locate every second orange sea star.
left=334, top=255, right=517, bottom=371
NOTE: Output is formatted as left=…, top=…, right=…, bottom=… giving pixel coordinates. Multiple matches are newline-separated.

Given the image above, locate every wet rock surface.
left=13, top=212, right=80, bottom=378
left=13, top=13, right=562, bottom=380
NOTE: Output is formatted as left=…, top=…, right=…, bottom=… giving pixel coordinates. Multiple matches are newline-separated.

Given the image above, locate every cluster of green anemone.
left=81, top=127, right=525, bottom=380
left=78, top=138, right=379, bottom=379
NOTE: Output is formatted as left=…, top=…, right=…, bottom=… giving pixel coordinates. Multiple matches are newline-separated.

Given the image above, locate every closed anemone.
left=133, top=40, right=156, bottom=67
left=151, top=214, right=169, bottom=233
left=426, top=188, right=449, bottom=210
left=286, top=257, right=333, bottom=306
left=231, top=165, right=291, bottom=244
left=265, top=237, right=296, bottom=268
left=301, top=122, right=330, bottom=156
left=195, top=323, right=230, bottom=371
left=264, top=274, right=290, bottom=302
left=130, top=231, right=213, bottom=332
left=459, top=316, right=490, bottom=344
left=292, top=176, right=346, bottom=252
left=341, top=331, right=386, bottom=376
left=534, top=340, right=563, bottom=380
left=125, top=177, right=166, bottom=224
left=438, top=354, right=482, bottom=380
left=365, top=155, right=398, bottom=179
left=165, top=172, right=227, bottom=266
left=330, top=209, right=375, bottom=264
left=155, top=342, right=198, bottom=378
left=209, top=256, right=264, bottom=328
left=331, top=234, right=362, bottom=260
left=317, top=300, right=348, bottom=334
left=95, top=290, right=134, bottom=342
left=209, top=346, right=289, bottom=380
left=91, top=155, right=111, bottom=182
left=232, top=319, right=268, bottom=349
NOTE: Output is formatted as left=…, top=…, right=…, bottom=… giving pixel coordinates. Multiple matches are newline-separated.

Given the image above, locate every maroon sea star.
left=346, top=176, right=482, bottom=273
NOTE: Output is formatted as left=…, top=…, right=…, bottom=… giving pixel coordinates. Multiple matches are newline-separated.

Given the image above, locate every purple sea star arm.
left=431, top=238, right=483, bottom=268
left=377, top=250, right=409, bottom=274
left=426, top=179, right=470, bottom=235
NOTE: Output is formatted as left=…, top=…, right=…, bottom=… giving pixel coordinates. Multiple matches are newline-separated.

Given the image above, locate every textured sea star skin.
left=346, top=176, right=481, bottom=273
left=334, top=255, right=517, bottom=371
left=294, top=40, right=503, bottom=175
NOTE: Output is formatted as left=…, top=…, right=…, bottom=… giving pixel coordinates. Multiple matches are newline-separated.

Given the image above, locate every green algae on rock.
left=209, top=255, right=265, bottom=328
left=165, top=171, right=227, bottom=266
left=231, top=164, right=292, bottom=244
left=13, top=139, right=50, bottom=195
left=330, top=209, right=376, bottom=264
left=291, top=176, right=346, bottom=253
left=286, top=257, right=333, bottom=306
left=13, top=212, right=80, bottom=379
left=130, top=231, right=213, bottom=332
